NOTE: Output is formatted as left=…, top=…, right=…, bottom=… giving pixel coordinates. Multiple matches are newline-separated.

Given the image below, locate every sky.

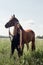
left=0, top=0, right=43, bottom=36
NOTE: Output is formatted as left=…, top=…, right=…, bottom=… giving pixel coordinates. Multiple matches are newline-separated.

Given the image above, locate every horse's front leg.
left=10, top=42, right=15, bottom=58
left=21, top=43, right=24, bottom=55
left=16, top=47, right=22, bottom=57
left=26, top=43, right=29, bottom=51
left=17, top=44, right=24, bottom=57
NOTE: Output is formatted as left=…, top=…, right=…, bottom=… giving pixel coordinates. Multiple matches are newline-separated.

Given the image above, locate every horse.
left=19, top=25, right=35, bottom=54
left=5, top=15, right=22, bottom=57
left=5, top=15, right=35, bottom=57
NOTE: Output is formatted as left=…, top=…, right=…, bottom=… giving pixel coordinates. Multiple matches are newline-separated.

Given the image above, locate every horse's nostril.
left=5, top=25, right=6, bottom=28
left=5, top=24, right=8, bottom=28
left=5, top=25, right=7, bottom=28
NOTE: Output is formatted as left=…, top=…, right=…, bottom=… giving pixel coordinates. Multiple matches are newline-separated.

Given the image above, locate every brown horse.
left=5, top=15, right=35, bottom=56
left=19, top=25, right=35, bottom=54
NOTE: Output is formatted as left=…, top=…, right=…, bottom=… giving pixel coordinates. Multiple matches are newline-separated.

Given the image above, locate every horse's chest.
left=12, top=34, right=20, bottom=47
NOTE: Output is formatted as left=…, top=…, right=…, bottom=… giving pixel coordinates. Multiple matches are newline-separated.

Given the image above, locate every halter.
left=9, top=27, right=12, bottom=42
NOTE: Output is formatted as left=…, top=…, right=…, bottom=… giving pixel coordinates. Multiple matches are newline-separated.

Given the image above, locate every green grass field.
left=0, top=38, right=43, bottom=65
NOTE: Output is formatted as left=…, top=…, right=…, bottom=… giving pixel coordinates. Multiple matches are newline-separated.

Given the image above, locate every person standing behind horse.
left=9, top=15, right=22, bottom=50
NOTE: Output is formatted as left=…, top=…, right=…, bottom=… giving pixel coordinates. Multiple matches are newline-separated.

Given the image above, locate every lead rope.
left=9, top=27, right=12, bottom=42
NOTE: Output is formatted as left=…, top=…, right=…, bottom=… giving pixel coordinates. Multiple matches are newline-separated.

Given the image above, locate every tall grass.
left=0, top=38, right=43, bottom=65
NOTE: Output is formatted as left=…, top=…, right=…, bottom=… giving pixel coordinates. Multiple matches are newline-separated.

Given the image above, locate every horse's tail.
left=32, top=32, right=35, bottom=51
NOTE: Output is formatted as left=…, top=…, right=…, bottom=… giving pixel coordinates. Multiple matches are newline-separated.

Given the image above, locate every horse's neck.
left=13, top=24, right=24, bottom=36
left=13, top=26, right=17, bottom=35
left=20, top=24, right=25, bottom=32
left=13, top=26, right=20, bottom=36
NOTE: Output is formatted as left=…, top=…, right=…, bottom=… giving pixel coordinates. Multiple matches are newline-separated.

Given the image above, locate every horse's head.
left=5, top=15, right=19, bottom=28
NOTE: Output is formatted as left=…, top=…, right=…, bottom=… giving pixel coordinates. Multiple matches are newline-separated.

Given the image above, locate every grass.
left=0, top=38, right=43, bottom=65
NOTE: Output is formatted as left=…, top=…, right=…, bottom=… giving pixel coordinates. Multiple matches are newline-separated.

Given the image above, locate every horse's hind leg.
left=22, top=44, right=24, bottom=55
left=32, top=39, right=35, bottom=51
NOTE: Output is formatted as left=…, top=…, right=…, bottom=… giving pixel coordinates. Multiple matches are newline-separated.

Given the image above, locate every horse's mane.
left=19, top=24, right=24, bottom=31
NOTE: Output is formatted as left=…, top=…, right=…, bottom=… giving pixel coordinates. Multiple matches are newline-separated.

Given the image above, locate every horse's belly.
left=23, top=34, right=31, bottom=43
left=23, top=36, right=30, bottom=43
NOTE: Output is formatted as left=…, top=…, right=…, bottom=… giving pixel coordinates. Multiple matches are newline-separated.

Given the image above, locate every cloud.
left=28, top=20, right=35, bottom=25
left=20, top=19, right=35, bottom=29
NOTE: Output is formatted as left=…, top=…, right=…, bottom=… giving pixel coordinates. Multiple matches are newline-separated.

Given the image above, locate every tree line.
left=36, top=35, right=43, bottom=39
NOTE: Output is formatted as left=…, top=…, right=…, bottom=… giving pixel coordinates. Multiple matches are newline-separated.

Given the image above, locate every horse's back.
left=25, top=29, right=35, bottom=36
left=26, top=29, right=35, bottom=39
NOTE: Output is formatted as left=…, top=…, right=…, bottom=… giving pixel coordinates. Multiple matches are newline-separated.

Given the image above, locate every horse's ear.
left=13, top=14, right=15, bottom=17
left=10, top=15, right=14, bottom=20
left=12, top=14, right=15, bottom=18
left=10, top=15, right=12, bottom=19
